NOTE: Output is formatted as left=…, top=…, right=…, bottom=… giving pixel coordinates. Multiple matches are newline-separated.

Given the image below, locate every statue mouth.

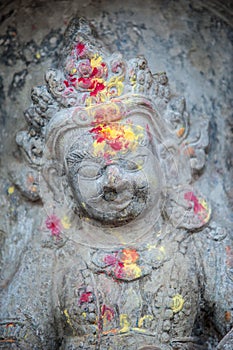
left=101, top=188, right=133, bottom=211
left=103, top=188, right=118, bottom=201
left=88, top=184, right=148, bottom=207
left=78, top=182, right=149, bottom=225
left=103, top=185, right=134, bottom=205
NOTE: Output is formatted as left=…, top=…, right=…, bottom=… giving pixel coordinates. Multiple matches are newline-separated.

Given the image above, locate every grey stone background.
left=0, top=0, right=232, bottom=348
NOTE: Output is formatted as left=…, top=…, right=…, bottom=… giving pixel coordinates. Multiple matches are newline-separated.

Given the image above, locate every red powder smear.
left=89, top=125, right=108, bottom=144
left=70, top=76, right=77, bottom=83
left=90, top=81, right=105, bottom=97
left=105, top=156, right=113, bottom=164
left=114, top=261, right=124, bottom=279
left=103, top=249, right=140, bottom=280
left=92, top=67, right=99, bottom=76
left=79, top=291, right=92, bottom=304
left=226, top=246, right=233, bottom=268
left=76, top=42, right=86, bottom=57
left=101, top=304, right=115, bottom=321
left=64, top=80, right=69, bottom=87
left=89, top=124, right=124, bottom=151
left=104, top=254, right=117, bottom=266
left=103, top=252, right=124, bottom=279
left=184, top=191, right=205, bottom=214
left=6, top=323, right=15, bottom=328
left=108, top=139, right=123, bottom=151
left=78, top=77, right=93, bottom=88
left=45, top=215, right=62, bottom=237
left=90, top=125, right=103, bottom=135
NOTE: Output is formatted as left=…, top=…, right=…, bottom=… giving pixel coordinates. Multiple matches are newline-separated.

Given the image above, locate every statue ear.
left=8, top=160, right=41, bottom=202
left=41, top=162, right=65, bottom=204
left=163, top=186, right=211, bottom=230
left=158, top=140, right=192, bottom=187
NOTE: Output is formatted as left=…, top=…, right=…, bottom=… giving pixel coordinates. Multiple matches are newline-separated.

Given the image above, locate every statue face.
left=65, top=120, right=162, bottom=226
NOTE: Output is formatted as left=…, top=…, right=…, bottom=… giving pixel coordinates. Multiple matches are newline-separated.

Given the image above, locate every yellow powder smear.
left=8, top=186, right=15, bottom=195
left=171, top=294, right=185, bottom=313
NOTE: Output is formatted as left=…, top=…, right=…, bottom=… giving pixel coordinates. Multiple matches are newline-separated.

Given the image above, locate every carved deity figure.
left=0, top=18, right=232, bottom=350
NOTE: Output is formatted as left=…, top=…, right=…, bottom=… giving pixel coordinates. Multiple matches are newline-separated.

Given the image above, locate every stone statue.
left=0, top=18, right=232, bottom=350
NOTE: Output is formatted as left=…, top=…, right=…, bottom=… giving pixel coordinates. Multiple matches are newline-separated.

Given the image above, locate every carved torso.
left=55, top=232, right=202, bottom=350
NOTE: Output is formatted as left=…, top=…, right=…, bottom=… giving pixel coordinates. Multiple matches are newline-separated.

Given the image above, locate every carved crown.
left=16, top=18, right=196, bottom=166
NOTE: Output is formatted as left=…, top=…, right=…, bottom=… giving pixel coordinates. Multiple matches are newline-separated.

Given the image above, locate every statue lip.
left=86, top=192, right=133, bottom=211
left=86, top=186, right=148, bottom=212
left=107, top=199, right=132, bottom=211
left=103, top=188, right=118, bottom=201
left=103, top=188, right=133, bottom=207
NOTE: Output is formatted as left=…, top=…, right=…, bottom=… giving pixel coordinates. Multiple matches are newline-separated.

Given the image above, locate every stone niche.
left=0, top=1, right=232, bottom=350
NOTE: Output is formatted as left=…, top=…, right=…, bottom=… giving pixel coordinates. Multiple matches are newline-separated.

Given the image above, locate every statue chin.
left=77, top=200, right=146, bottom=227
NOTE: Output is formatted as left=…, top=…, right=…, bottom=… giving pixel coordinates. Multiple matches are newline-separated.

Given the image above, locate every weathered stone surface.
left=0, top=1, right=232, bottom=349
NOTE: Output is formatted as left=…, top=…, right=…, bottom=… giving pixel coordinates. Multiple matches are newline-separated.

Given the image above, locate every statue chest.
left=58, top=247, right=200, bottom=349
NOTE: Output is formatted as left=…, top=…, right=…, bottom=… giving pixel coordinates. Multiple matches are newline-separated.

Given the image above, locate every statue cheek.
left=70, top=176, right=99, bottom=203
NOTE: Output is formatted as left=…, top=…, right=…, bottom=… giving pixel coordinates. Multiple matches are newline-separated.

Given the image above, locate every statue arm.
left=201, top=232, right=233, bottom=345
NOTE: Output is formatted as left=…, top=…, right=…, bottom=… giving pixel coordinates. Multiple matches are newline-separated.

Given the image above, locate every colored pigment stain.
left=64, top=51, right=107, bottom=97
left=45, top=214, right=62, bottom=237
left=64, top=309, right=73, bottom=328
left=76, top=42, right=86, bottom=57
left=79, top=291, right=93, bottom=304
left=64, top=43, right=124, bottom=105
left=101, top=304, right=115, bottom=323
left=104, top=248, right=142, bottom=280
left=225, top=246, right=233, bottom=268
left=89, top=123, right=144, bottom=158
left=119, top=314, right=130, bottom=333
left=121, top=248, right=139, bottom=264
left=35, top=52, right=41, bottom=60
left=6, top=323, right=15, bottom=328
left=137, top=315, right=153, bottom=328
left=7, top=186, right=15, bottom=195
left=171, top=294, right=185, bottom=313
left=61, top=215, right=71, bottom=229
left=225, top=311, right=232, bottom=323
left=184, top=191, right=210, bottom=223
left=91, top=103, right=123, bottom=125
left=0, top=323, right=16, bottom=344
left=0, top=339, right=15, bottom=343
left=184, top=146, right=195, bottom=157
left=104, top=253, right=117, bottom=266
left=101, top=312, right=154, bottom=335
left=26, top=174, right=38, bottom=193
left=177, top=126, right=185, bottom=138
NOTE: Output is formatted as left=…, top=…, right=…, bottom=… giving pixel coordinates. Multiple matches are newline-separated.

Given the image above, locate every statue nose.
left=104, top=165, right=122, bottom=187
left=102, top=165, right=128, bottom=201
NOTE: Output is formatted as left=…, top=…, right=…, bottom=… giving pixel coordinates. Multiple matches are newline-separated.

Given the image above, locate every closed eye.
left=123, top=155, right=146, bottom=172
left=78, top=163, right=103, bottom=179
